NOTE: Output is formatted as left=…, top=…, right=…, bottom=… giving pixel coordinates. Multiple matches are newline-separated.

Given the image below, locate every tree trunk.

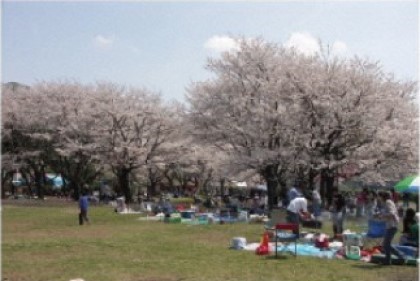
left=220, top=178, right=226, bottom=197
left=325, top=174, right=335, bottom=206
left=21, top=171, right=33, bottom=197
left=261, top=164, right=279, bottom=211
left=117, top=167, right=132, bottom=204
left=308, top=168, right=316, bottom=190
left=70, top=181, right=80, bottom=201
left=34, top=169, right=44, bottom=199
left=278, top=178, right=288, bottom=207
left=148, top=180, right=157, bottom=198
left=296, top=168, right=306, bottom=193
left=1, top=169, right=13, bottom=199
left=1, top=176, right=6, bottom=198
left=320, top=169, right=335, bottom=207
left=320, top=170, right=326, bottom=208
left=147, top=167, right=159, bottom=198
left=192, top=177, right=200, bottom=196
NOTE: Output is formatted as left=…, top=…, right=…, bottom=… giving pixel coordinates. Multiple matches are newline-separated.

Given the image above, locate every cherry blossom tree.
left=187, top=37, right=418, bottom=209
left=2, top=81, right=183, bottom=202
left=91, top=83, right=178, bottom=203
left=1, top=82, right=55, bottom=199
left=292, top=55, right=418, bottom=204
left=187, top=38, right=305, bottom=209
left=2, top=81, right=106, bottom=199
left=1, top=84, right=22, bottom=197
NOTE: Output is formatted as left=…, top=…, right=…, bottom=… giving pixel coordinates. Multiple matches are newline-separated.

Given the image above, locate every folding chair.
left=275, top=223, right=300, bottom=257
left=363, top=219, right=386, bottom=249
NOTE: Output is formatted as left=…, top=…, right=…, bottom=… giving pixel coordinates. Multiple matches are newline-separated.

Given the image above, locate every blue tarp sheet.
left=277, top=243, right=338, bottom=259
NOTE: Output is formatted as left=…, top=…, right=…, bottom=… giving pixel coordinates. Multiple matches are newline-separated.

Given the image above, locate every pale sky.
left=2, top=1, right=418, bottom=103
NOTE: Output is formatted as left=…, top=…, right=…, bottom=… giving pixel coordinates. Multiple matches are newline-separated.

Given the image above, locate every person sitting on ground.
left=399, top=208, right=419, bottom=247
left=409, top=214, right=419, bottom=247
left=402, top=208, right=416, bottom=233
left=286, top=195, right=310, bottom=224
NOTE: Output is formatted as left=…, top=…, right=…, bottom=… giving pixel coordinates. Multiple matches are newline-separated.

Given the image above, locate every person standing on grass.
left=366, top=190, right=378, bottom=218
left=374, top=191, right=406, bottom=265
left=331, top=190, right=346, bottom=238
left=79, top=189, right=90, bottom=225
left=356, top=188, right=368, bottom=218
left=312, top=187, right=322, bottom=218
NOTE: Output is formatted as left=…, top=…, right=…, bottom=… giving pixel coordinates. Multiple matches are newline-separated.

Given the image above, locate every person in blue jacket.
left=79, top=189, right=90, bottom=225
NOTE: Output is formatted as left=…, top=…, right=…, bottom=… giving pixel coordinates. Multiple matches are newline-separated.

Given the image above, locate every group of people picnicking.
left=283, top=185, right=418, bottom=265
left=284, top=186, right=347, bottom=237
left=77, top=180, right=418, bottom=265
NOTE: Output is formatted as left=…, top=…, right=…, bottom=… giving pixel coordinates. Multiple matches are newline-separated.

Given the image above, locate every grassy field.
left=2, top=199, right=418, bottom=281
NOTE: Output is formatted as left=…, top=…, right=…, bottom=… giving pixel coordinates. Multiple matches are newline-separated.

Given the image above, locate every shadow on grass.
left=264, top=254, right=297, bottom=261
left=351, top=263, right=386, bottom=270
left=344, top=262, right=419, bottom=281
left=352, top=263, right=418, bottom=272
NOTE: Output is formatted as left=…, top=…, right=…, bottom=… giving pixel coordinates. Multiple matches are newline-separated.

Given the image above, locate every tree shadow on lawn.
left=264, top=255, right=297, bottom=261
left=352, top=263, right=419, bottom=281
left=352, top=263, right=418, bottom=270
left=351, top=263, right=389, bottom=270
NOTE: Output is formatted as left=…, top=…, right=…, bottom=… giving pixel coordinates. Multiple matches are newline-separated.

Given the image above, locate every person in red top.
left=390, top=188, right=399, bottom=204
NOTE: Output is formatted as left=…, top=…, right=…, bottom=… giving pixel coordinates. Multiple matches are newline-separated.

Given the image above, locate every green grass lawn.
left=2, top=200, right=418, bottom=281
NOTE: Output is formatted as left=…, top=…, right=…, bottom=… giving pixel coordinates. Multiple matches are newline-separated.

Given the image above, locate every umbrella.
left=394, top=175, right=420, bottom=193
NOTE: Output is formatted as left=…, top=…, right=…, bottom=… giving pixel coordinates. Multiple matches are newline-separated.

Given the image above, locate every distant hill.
left=2, top=82, right=30, bottom=91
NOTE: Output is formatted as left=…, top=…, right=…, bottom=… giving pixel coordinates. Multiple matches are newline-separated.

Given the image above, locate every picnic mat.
left=276, top=243, right=338, bottom=258
left=241, top=242, right=337, bottom=258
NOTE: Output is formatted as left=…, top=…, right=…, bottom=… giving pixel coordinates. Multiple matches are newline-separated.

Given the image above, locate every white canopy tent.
left=231, top=181, right=248, bottom=188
